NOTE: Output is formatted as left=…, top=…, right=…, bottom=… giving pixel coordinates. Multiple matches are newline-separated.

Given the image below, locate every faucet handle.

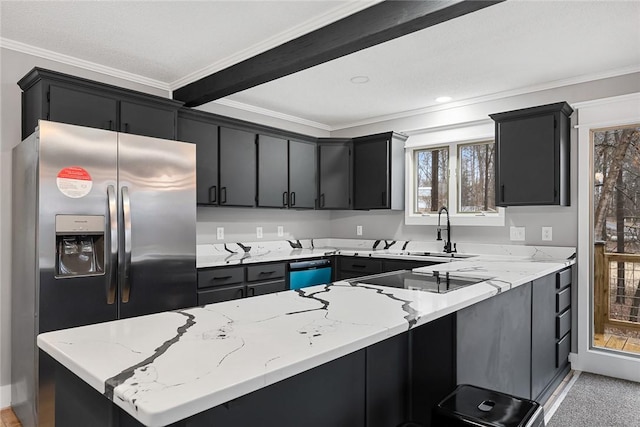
left=453, top=243, right=457, bottom=253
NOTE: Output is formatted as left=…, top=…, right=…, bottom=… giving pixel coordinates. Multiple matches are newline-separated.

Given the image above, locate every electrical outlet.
left=542, top=227, right=553, bottom=241
left=277, top=226, right=284, bottom=237
left=256, top=227, right=263, bottom=239
left=216, top=227, right=224, bottom=240
left=509, top=226, right=525, bottom=241
left=356, top=225, right=363, bottom=236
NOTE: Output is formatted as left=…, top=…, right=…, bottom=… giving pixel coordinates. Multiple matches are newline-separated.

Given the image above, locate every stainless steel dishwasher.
left=288, top=259, right=332, bottom=290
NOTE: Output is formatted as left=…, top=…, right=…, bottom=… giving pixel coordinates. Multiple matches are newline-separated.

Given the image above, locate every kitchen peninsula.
left=38, top=243, right=575, bottom=427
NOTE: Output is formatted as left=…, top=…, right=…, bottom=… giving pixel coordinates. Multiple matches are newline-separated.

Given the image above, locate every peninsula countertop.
left=38, top=246, right=575, bottom=427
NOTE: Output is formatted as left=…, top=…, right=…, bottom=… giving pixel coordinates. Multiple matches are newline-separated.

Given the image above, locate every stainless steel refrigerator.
left=11, top=120, right=197, bottom=427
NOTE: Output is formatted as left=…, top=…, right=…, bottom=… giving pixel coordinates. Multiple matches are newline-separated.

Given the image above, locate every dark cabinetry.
left=177, top=110, right=219, bottom=205
left=457, top=282, right=533, bottom=399
left=257, top=136, right=317, bottom=209
left=197, top=262, right=286, bottom=305
left=353, top=132, right=406, bottom=210
left=19, top=68, right=181, bottom=140
left=490, top=102, right=573, bottom=206
left=318, top=139, right=352, bottom=209
left=219, top=127, right=256, bottom=207
left=531, top=267, right=572, bottom=401
left=335, top=257, right=438, bottom=280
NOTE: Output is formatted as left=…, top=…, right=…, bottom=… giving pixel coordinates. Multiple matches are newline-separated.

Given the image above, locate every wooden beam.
left=173, top=0, right=504, bottom=107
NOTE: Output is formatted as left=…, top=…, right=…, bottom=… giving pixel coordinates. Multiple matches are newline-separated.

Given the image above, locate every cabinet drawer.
left=198, top=267, right=244, bottom=289
left=339, top=257, right=383, bottom=274
left=556, top=332, right=571, bottom=368
left=247, top=280, right=286, bottom=297
left=556, top=268, right=571, bottom=290
left=246, top=263, right=285, bottom=282
left=556, top=308, right=571, bottom=339
left=556, top=287, right=571, bottom=313
left=198, top=284, right=245, bottom=305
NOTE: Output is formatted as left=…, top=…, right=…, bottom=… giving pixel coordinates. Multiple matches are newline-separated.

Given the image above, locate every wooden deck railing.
left=594, top=242, right=640, bottom=335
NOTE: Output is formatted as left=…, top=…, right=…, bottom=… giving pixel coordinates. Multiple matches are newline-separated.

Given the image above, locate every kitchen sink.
left=351, top=270, right=491, bottom=294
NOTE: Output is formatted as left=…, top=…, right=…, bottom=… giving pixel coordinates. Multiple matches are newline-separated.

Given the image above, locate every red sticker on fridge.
left=56, top=166, right=93, bottom=198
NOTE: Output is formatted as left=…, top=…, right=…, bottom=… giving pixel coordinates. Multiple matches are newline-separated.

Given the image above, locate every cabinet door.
left=198, top=284, right=245, bottom=305
left=353, top=135, right=389, bottom=209
left=257, top=135, right=288, bottom=207
left=531, top=273, right=557, bottom=400
left=318, top=142, right=351, bottom=209
left=289, top=140, right=317, bottom=209
left=247, top=280, right=287, bottom=297
left=219, top=127, right=256, bottom=207
left=49, top=84, right=117, bottom=131
left=457, top=283, right=532, bottom=399
left=178, top=116, right=219, bottom=205
left=496, top=114, right=556, bottom=205
left=119, top=100, right=176, bottom=140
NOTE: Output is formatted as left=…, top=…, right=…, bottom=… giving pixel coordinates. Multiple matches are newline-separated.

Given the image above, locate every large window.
left=406, top=132, right=503, bottom=226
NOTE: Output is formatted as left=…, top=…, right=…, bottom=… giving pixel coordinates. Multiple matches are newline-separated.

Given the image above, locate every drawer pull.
left=351, top=264, right=367, bottom=268
left=259, top=271, right=276, bottom=275
left=212, top=275, right=232, bottom=280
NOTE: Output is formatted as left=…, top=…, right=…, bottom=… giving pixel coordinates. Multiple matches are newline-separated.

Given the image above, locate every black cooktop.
left=351, top=270, right=489, bottom=294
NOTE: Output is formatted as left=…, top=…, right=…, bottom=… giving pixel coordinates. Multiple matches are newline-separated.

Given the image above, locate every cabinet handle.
left=291, top=192, right=296, bottom=206
left=209, top=186, right=217, bottom=203
left=108, top=120, right=113, bottom=131
left=249, top=287, right=256, bottom=297
left=239, top=287, right=246, bottom=299
left=212, top=275, right=232, bottom=281
left=221, top=187, right=227, bottom=204
left=351, top=264, right=367, bottom=268
left=320, top=193, right=325, bottom=208
left=124, top=123, right=130, bottom=133
left=283, top=191, right=288, bottom=206
left=259, top=271, right=276, bottom=275
left=381, top=191, right=386, bottom=205
left=501, top=184, right=505, bottom=201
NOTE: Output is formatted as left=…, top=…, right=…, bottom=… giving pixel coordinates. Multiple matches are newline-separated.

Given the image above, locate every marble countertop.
left=38, top=242, right=575, bottom=427
left=196, top=238, right=576, bottom=268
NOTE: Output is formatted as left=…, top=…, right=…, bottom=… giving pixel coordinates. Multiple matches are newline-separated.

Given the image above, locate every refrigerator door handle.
left=106, top=185, right=118, bottom=304
left=121, top=186, right=132, bottom=303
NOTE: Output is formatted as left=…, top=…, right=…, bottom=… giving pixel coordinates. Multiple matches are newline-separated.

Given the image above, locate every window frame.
left=404, top=121, right=505, bottom=226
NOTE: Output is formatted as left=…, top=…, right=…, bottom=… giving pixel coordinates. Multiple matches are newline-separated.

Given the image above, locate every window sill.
left=405, top=211, right=505, bottom=226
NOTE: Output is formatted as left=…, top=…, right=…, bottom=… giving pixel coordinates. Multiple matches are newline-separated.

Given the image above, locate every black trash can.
left=432, top=384, right=545, bottom=427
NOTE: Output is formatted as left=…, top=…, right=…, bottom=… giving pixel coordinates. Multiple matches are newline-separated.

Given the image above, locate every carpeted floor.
left=547, top=372, right=640, bottom=427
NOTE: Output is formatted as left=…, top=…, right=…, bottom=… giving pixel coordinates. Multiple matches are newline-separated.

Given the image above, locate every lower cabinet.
left=457, top=282, right=533, bottom=399
left=197, top=263, right=286, bottom=305
left=336, top=256, right=438, bottom=280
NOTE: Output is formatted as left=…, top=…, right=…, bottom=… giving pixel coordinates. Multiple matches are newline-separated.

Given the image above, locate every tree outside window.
left=458, top=141, right=496, bottom=213
left=415, top=147, right=448, bottom=213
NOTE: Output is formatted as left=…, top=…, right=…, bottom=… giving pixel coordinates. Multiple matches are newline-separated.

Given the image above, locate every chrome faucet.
left=437, top=206, right=456, bottom=253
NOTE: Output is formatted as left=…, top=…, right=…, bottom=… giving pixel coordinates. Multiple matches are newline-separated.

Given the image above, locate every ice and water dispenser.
left=55, top=215, right=105, bottom=277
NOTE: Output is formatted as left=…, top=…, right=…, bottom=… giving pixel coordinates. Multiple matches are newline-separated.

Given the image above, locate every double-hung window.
left=405, top=122, right=504, bottom=226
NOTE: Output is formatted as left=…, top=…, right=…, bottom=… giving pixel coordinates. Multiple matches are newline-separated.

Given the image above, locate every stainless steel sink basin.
left=405, top=251, right=476, bottom=259
left=351, top=270, right=490, bottom=294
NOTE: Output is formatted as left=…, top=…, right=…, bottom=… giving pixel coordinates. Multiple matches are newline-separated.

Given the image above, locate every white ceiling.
left=2, top=1, right=639, bottom=131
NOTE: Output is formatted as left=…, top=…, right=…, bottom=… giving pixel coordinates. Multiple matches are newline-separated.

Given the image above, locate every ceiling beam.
left=173, top=0, right=504, bottom=107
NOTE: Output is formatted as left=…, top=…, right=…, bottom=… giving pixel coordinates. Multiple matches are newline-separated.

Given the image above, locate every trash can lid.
left=436, top=384, right=541, bottom=427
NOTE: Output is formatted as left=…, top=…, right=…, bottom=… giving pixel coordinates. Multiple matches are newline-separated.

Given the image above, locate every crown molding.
left=1, top=38, right=171, bottom=92
left=212, top=99, right=332, bottom=132
left=169, top=0, right=383, bottom=90
left=330, top=64, right=640, bottom=131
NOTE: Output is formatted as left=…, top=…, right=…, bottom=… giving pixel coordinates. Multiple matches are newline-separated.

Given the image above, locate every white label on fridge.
left=56, top=166, right=93, bottom=198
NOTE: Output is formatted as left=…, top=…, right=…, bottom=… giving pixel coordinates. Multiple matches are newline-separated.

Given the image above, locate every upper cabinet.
left=352, top=132, right=406, bottom=210
left=318, top=139, right=352, bottom=210
left=19, top=67, right=182, bottom=140
left=219, top=127, right=256, bottom=207
left=257, top=136, right=316, bottom=209
left=177, top=110, right=219, bottom=206
left=490, top=102, right=573, bottom=207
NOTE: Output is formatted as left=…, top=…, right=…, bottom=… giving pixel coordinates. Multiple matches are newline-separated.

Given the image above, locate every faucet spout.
left=437, top=206, right=456, bottom=253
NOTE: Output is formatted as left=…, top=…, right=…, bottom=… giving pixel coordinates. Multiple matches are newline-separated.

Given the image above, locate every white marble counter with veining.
left=38, top=246, right=575, bottom=427
left=196, top=238, right=576, bottom=268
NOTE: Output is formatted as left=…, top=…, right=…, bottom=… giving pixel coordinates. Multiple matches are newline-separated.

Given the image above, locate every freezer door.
left=117, top=132, right=196, bottom=318
left=37, top=120, right=119, bottom=333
